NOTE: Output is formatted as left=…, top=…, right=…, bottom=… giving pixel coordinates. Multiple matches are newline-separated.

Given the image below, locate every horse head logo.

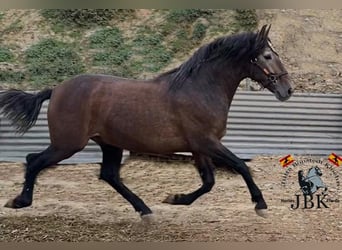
left=298, top=166, right=327, bottom=196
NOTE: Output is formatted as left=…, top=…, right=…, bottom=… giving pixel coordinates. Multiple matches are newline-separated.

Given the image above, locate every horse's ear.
left=260, top=24, right=271, bottom=38
left=265, top=24, right=271, bottom=38
left=256, top=24, right=271, bottom=48
left=256, top=25, right=268, bottom=44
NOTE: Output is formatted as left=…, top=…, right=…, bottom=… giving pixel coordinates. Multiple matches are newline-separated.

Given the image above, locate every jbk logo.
left=290, top=194, right=329, bottom=210
left=280, top=156, right=340, bottom=210
left=290, top=166, right=329, bottom=210
left=298, top=166, right=327, bottom=196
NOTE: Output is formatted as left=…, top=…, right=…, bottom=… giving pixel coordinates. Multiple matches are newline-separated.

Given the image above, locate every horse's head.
left=249, top=25, right=293, bottom=102
left=307, top=166, right=323, bottom=177
left=314, top=166, right=323, bottom=176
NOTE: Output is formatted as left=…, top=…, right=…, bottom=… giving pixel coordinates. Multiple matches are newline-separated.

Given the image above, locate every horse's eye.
left=264, top=54, right=272, bottom=60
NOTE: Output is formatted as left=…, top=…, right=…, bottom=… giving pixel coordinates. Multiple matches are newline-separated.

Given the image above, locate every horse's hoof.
left=255, top=208, right=268, bottom=218
left=4, top=197, right=31, bottom=209
left=4, top=199, right=15, bottom=208
left=162, top=194, right=189, bottom=205
left=162, top=194, right=175, bottom=204
left=141, top=214, right=156, bottom=224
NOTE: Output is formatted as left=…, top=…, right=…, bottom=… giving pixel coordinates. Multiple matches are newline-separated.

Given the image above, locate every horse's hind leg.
left=26, top=152, right=41, bottom=166
left=99, top=144, right=153, bottom=217
left=163, top=154, right=215, bottom=205
left=5, top=145, right=81, bottom=208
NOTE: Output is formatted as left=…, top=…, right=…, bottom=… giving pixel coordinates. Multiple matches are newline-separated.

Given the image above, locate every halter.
left=250, top=57, right=288, bottom=89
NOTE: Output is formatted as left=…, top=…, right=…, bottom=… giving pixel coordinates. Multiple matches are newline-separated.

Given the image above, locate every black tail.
left=0, top=89, right=52, bottom=134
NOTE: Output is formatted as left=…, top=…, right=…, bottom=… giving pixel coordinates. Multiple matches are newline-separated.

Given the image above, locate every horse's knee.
left=99, top=171, right=112, bottom=182
left=99, top=166, right=118, bottom=183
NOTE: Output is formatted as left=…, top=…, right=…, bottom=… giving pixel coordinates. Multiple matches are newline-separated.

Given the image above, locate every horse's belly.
left=101, top=133, right=189, bottom=153
left=92, top=122, right=189, bottom=153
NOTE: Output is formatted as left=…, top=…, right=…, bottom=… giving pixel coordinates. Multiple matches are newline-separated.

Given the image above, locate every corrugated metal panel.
left=0, top=90, right=341, bottom=163
left=225, top=91, right=342, bottom=158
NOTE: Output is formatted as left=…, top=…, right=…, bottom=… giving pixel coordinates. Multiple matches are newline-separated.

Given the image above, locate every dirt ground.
left=0, top=155, right=341, bottom=242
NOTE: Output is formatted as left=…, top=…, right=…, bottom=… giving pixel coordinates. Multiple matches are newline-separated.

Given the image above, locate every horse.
left=298, top=167, right=327, bottom=196
left=0, top=25, right=293, bottom=219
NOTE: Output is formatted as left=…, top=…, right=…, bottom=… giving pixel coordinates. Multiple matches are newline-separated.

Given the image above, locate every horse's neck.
left=307, top=169, right=317, bottom=178
left=163, top=61, right=248, bottom=108
left=216, top=71, right=247, bottom=106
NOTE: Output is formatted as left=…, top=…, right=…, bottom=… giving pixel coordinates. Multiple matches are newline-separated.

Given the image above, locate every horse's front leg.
left=205, top=139, right=267, bottom=218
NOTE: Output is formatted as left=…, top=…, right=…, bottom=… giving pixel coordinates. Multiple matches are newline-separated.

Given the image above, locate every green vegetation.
left=0, top=9, right=260, bottom=88
left=89, top=27, right=123, bottom=49
left=41, top=9, right=135, bottom=28
left=24, top=39, right=84, bottom=86
left=166, top=9, right=213, bottom=23
left=131, top=28, right=172, bottom=73
left=0, top=47, right=14, bottom=62
left=0, top=70, right=25, bottom=83
left=233, top=9, right=258, bottom=32
left=89, top=26, right=172, bottom=77
left=88, top=27, right=132, bottom=77
left=92, top=50, right=131, bottom=67
left=192, top=22, right=208, bottom=40
left=160, top=9, right=211, bottom=57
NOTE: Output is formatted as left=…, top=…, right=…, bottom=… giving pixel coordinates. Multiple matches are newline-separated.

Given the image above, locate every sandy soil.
left=0, top=156, right=341, bottom=242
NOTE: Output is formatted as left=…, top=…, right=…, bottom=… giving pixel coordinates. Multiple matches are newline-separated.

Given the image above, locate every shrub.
left=192, top=22, right=207, bottom=40
left=89, top=27, right=131, bottom=66
left=89, top=27, right=123, bottom=49
left=167, top=9, right=213, bottom=24
left=0, top=70, right=25, bottom=83
left=234, top=9, right=258, bottom=31
left=0, top=47, right=14, bottom=62
left=41, top=9, right=135, bottom=27
left=25, top=39, right=84, bottom=85
left=132, top=30, right=172, bottom=72
left=92, top=49, right=131, bottom=66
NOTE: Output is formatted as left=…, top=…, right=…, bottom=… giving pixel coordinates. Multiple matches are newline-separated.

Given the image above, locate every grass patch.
left=0, top=70, right=25, bottom=83
left=89, top=25, right=172, bottom=77
left=24, top=38, right=84, bottom=86
left=131, top=27, right=172, bottom=73
left=0, top=46, right=14, bottom=62
left=160, top=10, right=212, bottom=57
left=41, top=9, right=135, bottom=28
left=166, top=9, right=213, bottom=23
left=233, top=9, right=258, bottom=32
left=92, top=49, right=131, bottom=67
left=89, top=27, right=123, bottom=49
left=192, top=22, right=208, bottom=40
left=169, top=30, right=189, bottom=54
left=88, top=27, right=134, bottom=77
left=0, top=9, right=259, bottom=87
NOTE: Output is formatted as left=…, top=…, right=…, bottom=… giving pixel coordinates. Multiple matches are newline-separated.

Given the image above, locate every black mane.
left=157, top=30, right=268, bottom=91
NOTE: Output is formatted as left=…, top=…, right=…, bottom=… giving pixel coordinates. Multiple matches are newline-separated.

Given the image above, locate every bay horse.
left=0, top=25, right=293, bottom=219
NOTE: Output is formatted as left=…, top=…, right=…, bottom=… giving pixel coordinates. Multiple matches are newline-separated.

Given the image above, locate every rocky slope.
left=0, top=9, right=341, bottom=94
